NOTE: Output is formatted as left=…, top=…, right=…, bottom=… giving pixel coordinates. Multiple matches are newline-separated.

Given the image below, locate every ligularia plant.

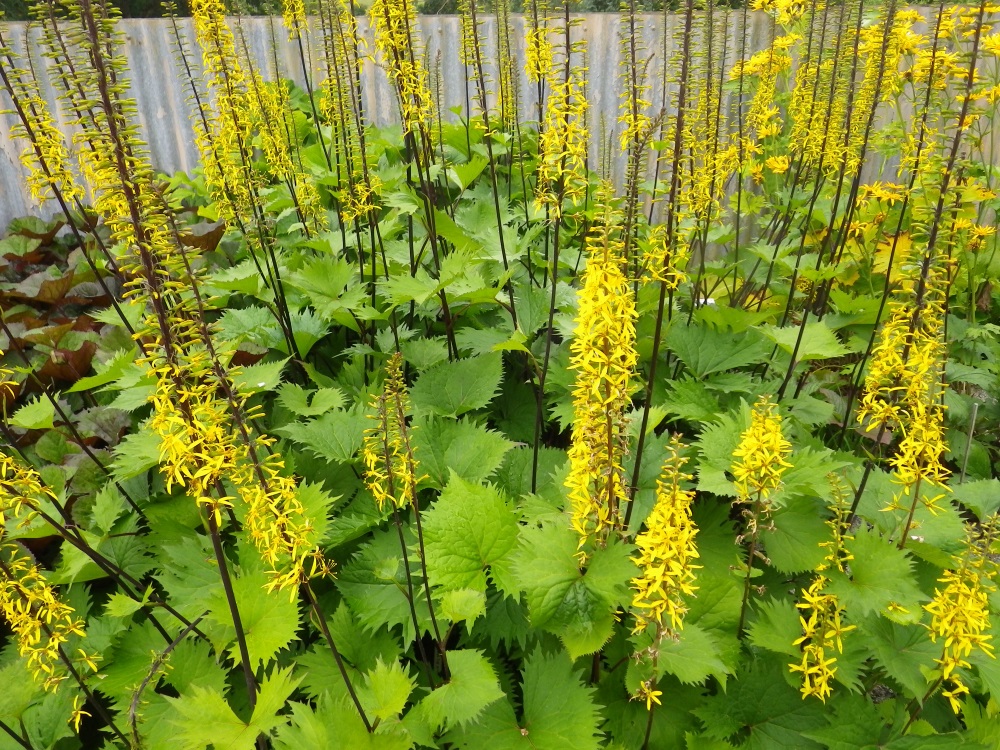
left=0, top=0, right=999, bottom=746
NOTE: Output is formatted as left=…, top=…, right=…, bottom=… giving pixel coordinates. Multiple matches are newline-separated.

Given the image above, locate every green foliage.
left=2, top=1, right=1000, bottom=748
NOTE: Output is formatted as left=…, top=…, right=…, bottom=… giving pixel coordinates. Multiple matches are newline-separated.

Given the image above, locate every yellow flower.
left=69, top=694, right=91, bottom=732
left=764, top=155, right=790, bottom=174
left=565, top=188, right=638, bottom=552
left=789, top=576, right=855, bottom=701
left=634, top=679, right=662, bottom=711
left=0, top=540, right=95, bottom=692
left=631, top=438, right=700, bottom=636
left=370, top=0, right=433, bottom=133
left=280, top=0, right=307, bottom=36
left=732, top=396, right=792, bottom=504
left=536, top=65, right=590, bottom=214
left=362, top=353, right=420, bottom=512
left=237, top=454, right=333, bottom=600
left=924, top=523, right=999, bottom=713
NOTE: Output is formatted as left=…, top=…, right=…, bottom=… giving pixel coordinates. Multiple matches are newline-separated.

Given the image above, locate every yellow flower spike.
left=925, top=522, right=1000, bottom=713
left=789, top=576, right=855, bottom=701
left=732, top=396, right=792, bottom=503
left=238, top=456, right=331, bottom=598
left=370, top=0, right=433, bottom=134
left=0, top=539, right=91, bottom=694
left=631, top=438, right=700, bottom=637
left=362, top=353, right=421, bottom=513
left=565, top=187, right=638, bottom=553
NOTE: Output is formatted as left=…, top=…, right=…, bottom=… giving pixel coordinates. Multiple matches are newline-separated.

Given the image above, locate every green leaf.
left=666, top=323, right=769, bottom=378
left=449, top=154, right=489, bottom=190
left=278, top=404, right=368, bottom=463
left=10, top=395, right=55, bottom=430
left=360, top=659, right=415, bottom=723
left=424, top=475, right=519, bottom=592
left=275, top=695, right=412, bottom=750
left=448, top=647, right=604, bottom=750
left=170, top=667, right=300, bottom=750
left=521, top=648, right=604, bottom=748
left=695, top=407, right=748, bottom=497
left=825, top=527, right=927, bottom=622
left=653, top=622, right=730, bottom=685
left=747, top=597, right=802, bottom=658
left=411, top=417, right=514, bottom=488
left=410, top=353, right=503, bottom=417
left=761, top=496, right=830, bottom=574
left=338, top=527, right=433, bottom=642
left=693, top=655, right=826, bottom=748
left=90, top=482, right=126, bottom=534
left=511, top=521, right=581, bottom=629
left=104, top=591, right=145, bottom=618
left=160, top=638, right=230, bottom=697
left=663, top=377, right=723, bottom=424
left=0, top=658, right=41, bottom=720
left=208, top=567, right=301, bottom=668
left=288, top=309, right=330, bottom=357
left=799, top=693, right=886, bottom=749
left=66, top=347, right=136, bottom=392
left=20, top=689, right=75, bottom=750
left=277, top=383, right=345, bottom=417
left=231, top=357, right=289, bottom=393
left=861, top=617, right=939, bottom=698
left=421, top=649, right=504, bottom=730
left=440, top=588, right=487, bottom=624
left=761, top=321, right=850, bottom=361
left=952, top=479, right=1000, bottom=521
left=513, top=281, right=553, bottom=338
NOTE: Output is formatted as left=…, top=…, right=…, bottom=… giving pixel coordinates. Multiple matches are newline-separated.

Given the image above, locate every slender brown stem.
left=205, top=516, right=260, bottom=719
left=0, top=719, right=32, bottom=750
left=304, top=584, right=374, bottom=732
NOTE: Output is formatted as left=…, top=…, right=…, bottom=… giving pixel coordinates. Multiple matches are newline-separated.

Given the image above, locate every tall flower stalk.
left=732, top=396, right=792, bottom=636
left=565, top=187, right=638, bottom=555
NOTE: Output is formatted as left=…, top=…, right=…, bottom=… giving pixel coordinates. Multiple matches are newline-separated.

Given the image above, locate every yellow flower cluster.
left=857, top=244, right=951, bottom=525
left=789, top=479, right=855, bottom=700
left=536, top=53, right=590, bottom=214
left=525, top=2, right=553, bottom=84
left=565, top=190, right=638, bottom=551
left=319, top=0, right=378, bottom=221
left=785, top=0, right=864, bottom=177
left=494, top=0, right=519, bottom=132
left=845, top=10, right=922, bottom=174
left=362, top=353, right=420, bottom=512
left=281, top=0, right=307, bottom=37
left=924, top=524, right=999, bottom=713
left=0, top=542, right=95, bottom=691
left=678, top=83, right=738, bottom=221
left=753, top=0, right=812, bottom=27
left=730, top=37, right=795, bottom=141
left=148, top=362, right=243, bottom=524
left=370, top=0, right=433, bottom=134
left=147, top=352, right=326, bottom=595
left=0, top=35, right=81, bottom=206
left=238, top=454, right=333, bottom=600
left=641, top=222, right=689, bottom=289
left=789, top=576, right=854, bottom=701
left=0, top=459, right=98, bottom=693
left=191, top=0, right=260, bottom=225
left=617, top=10, right=651, bottom=153
left=247, top=73, right=327, bottom=231
left=630, top=438, right=700, bottom=636
left=732, top=396, right=793, bottom=506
